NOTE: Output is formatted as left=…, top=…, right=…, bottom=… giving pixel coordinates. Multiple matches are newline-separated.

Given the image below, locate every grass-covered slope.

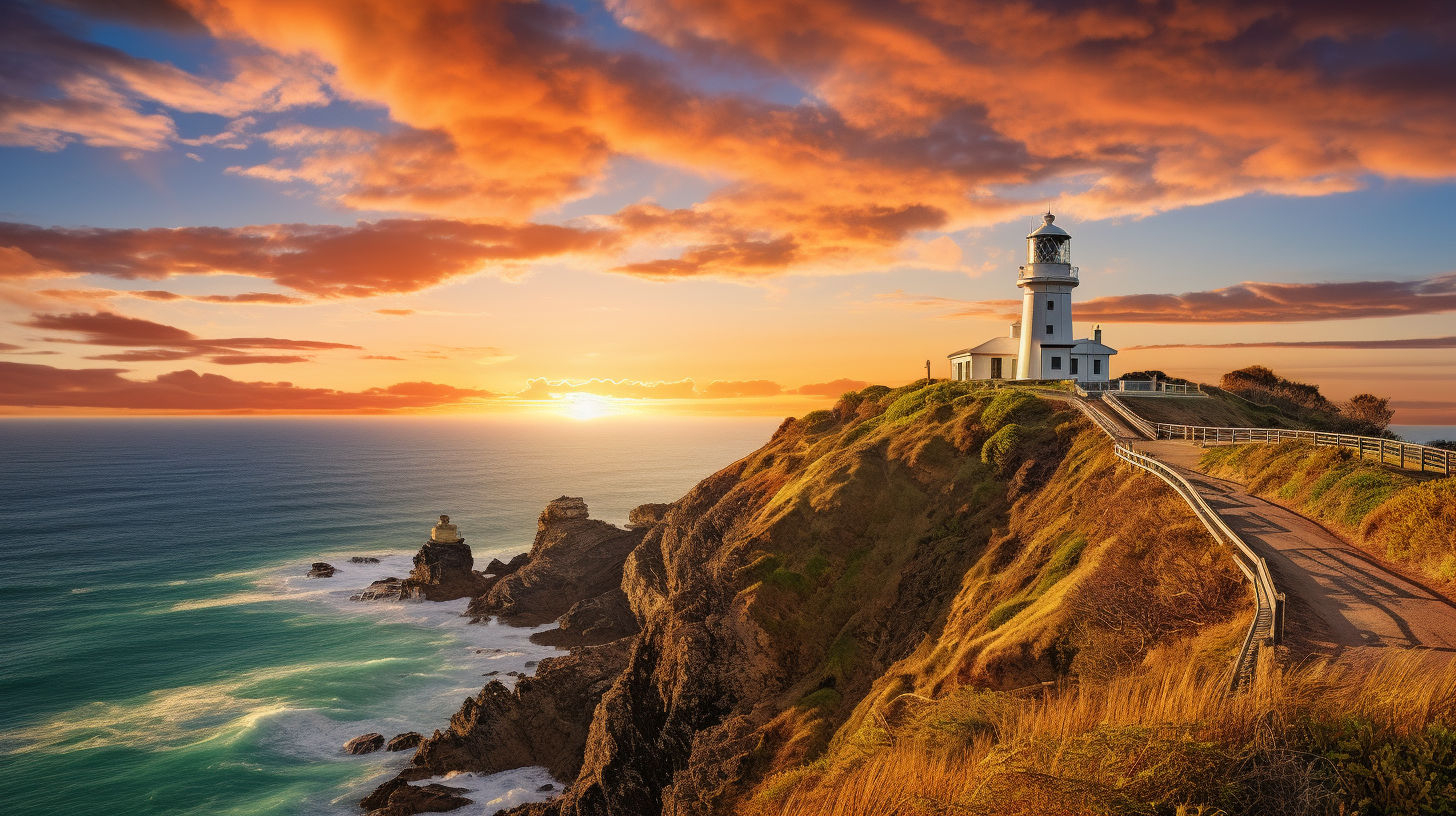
left=1202, top=441, right=1456, bottom=586
left=1112, top=387, right=1293, bottom=429
left=682, top=382, right=1249, bottom=808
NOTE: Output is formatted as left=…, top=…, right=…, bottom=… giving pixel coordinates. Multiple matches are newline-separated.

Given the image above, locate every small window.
left=1050, top=356, right=1062, bottom=371
left=1070, top=358, right=1079, bottom=375
left=1093, top=359, right=1102, bottom=375
left=1045, top=324, right=1053, bottom=335
left=1046, top=299, right=1054, bottom=311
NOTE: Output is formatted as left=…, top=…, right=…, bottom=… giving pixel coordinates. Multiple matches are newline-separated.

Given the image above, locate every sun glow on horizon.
left=560, top=393, right=629, bottom=421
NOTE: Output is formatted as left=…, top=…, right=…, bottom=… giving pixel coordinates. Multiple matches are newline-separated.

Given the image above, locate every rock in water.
left=387, top=732, right=423, bottom=752
left=350, top=577, right=420, bottom=602
left=360, top=778, right=471, bottom=816
left=408, top=539, right=492, bottom=602
left=467, top=497, right=646, bottom=626
left=344, top=733, right=384, bottom=755
left=307, top=562, right=336, bottom=578
left=350, top=556, right=381, bottom=564
left=367, top=638, right=631, bottom=792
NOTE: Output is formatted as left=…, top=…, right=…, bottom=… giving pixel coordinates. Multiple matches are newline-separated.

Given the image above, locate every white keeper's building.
left=948, top=213, right=1116, bottom=384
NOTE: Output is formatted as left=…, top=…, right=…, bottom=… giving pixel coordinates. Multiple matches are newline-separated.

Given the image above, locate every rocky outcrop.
left=407, top=540, right=494, bottom=602
left=468, top=498, right=646, bottom=626
left=351, top=556, right=381, bottom=564
left=344, top=733, right=384, bottom=755
left=485, top=553, right=530, bottom=576
left=363, top=638, right=631, bottom=807
left=308, top=562, right=336, bottom=578
left=529, top=588, right=638, bottom=648
left=361, top=779, right=471, bottom=816
left=350, top=577, right=420, bottom=603
left=387, top=732, right=423, bottom=752
left=627, top=503, right=671, bottom=528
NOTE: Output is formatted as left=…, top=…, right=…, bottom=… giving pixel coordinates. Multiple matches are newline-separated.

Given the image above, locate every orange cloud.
left=0, top=220, right=618, bottom=297
left=207, top=354, right=311, bottom=364
left=796, top=378, right=870, bottom=397
left=0, top=4, right=327, bottom=153
left=702, top=379, right=782, bottom=398
left=374, top=309, right=414, bottom=316
left=137, top=0, right=1456, bottom=283
left=883, top=271, right=1456, bottom=324
left=0, top=361, right=493, bottom=411
left=21, top=310, right=361, bottom=362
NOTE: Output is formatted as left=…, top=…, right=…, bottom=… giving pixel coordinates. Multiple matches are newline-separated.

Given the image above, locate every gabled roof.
left=948, top=336, right=1019, bottom=358
left=1071, top=338, right=1118, bottom=355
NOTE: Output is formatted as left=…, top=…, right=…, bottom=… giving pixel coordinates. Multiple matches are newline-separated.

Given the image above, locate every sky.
left=1, top=0, right=1454, bottom=421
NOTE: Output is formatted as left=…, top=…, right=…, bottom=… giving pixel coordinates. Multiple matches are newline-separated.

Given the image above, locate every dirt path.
left=1134, top=439, right=1456, bottom=660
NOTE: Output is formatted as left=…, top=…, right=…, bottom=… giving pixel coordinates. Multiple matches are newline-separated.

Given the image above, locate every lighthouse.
left=1016, top=213, right=1077, bottom=379
left=947, top=212, right=1116, bottom=383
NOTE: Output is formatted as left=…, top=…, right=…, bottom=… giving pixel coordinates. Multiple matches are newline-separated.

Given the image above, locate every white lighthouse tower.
left=946, top=212, right=1116, bottom=384
left=1016, top=213, right=1077, bottom=379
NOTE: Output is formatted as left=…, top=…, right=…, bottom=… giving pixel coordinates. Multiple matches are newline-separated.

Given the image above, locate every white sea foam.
left=429, top=767, right=560, bottom=815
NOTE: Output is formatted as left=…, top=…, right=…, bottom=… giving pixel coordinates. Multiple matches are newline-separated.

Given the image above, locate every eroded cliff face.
left=368, top=383, right=1244, bottom=816
left=469, top=496, right=647, bottom=626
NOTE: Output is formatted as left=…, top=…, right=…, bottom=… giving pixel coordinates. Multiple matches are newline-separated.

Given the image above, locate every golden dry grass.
left=1202, top=441, right=1456, bottom=585
left=745, top=650, right=1456, bottom=816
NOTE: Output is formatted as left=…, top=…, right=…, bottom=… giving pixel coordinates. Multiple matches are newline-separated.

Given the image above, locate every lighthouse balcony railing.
left=1018, top=265, right=1078, bottom=280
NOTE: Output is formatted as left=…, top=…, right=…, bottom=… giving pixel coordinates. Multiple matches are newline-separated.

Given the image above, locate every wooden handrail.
left=1147, top=424, right=1453, bottom=476
left=1067, top=394, right=1283, bottom=691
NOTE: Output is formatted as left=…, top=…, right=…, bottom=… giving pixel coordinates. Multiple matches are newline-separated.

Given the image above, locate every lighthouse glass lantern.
left=1029, top=231, right=1071, bottom=264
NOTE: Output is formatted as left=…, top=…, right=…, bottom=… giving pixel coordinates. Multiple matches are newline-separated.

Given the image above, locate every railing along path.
left=1068, top=397, right=1283, bottom=692
left=1143, top=422, right=1454, bottom=476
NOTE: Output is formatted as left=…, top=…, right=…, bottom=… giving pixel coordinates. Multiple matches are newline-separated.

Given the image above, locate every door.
left=991, top=357, right=1002, bottom=379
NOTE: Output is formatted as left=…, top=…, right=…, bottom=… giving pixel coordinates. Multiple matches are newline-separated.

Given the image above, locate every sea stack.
left=405, top=514, right=493, bottom=602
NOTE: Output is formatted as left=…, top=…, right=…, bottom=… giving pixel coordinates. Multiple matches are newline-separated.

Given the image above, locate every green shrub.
left=1035, top=535, right=1088, bottom=594
left=987, top=598, right=1034, bottom=629
left=982, top=389, right=1037, bottom=433
left=981, top=423, right=1024, bottom=471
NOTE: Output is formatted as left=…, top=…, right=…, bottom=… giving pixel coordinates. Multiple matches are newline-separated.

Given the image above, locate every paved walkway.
left=1134, top=439, right=1456, bottom=658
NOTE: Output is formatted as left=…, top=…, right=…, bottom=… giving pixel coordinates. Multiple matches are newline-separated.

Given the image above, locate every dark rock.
left=486, top=553, right=532, bottom=576
left=351, top=556, right=381, bottom=564
left=467, top=498, right=646, bottom=626
left=408, top=540, right=495, bottom=602
left=529, top=588, right=640, bottom=649
left=537, top=784, right=555, bottom=792
left=350, top=577, right=420, bottom=603
left=524, top=661, right=537, bottom=668
left=627, top=502, right=670, bottom=528
left=307, top=562, right=336, bottom=578
left=344, top=733, right=384, bottom=755
left=387, top=731, right=423, bottom=752
left=366, top=638, right=631, bottom=796
left=360, top=778, right=471, bottom=816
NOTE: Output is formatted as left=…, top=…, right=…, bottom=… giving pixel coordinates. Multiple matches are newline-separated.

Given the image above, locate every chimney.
left=1011, top=321, right=1021, bottom=339
left=1094, top=324, right=1102, bottom=343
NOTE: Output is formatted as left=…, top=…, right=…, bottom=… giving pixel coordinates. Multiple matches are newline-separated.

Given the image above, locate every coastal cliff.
left=367, top=382, right=1252, bottom=815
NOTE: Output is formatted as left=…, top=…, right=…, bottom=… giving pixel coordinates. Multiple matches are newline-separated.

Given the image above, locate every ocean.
left=0, top=416, right=780, bottom=816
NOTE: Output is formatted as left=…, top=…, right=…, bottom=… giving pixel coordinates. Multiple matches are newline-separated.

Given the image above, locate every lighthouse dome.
left=1027, top=212, right=1069, bottom=239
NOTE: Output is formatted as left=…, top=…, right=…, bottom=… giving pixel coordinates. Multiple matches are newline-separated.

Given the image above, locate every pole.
left=925, top=359, right=931, bottom=385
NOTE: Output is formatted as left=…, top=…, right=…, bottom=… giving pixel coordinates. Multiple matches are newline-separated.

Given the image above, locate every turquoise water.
left=0, top=416, right=778, bottom=816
